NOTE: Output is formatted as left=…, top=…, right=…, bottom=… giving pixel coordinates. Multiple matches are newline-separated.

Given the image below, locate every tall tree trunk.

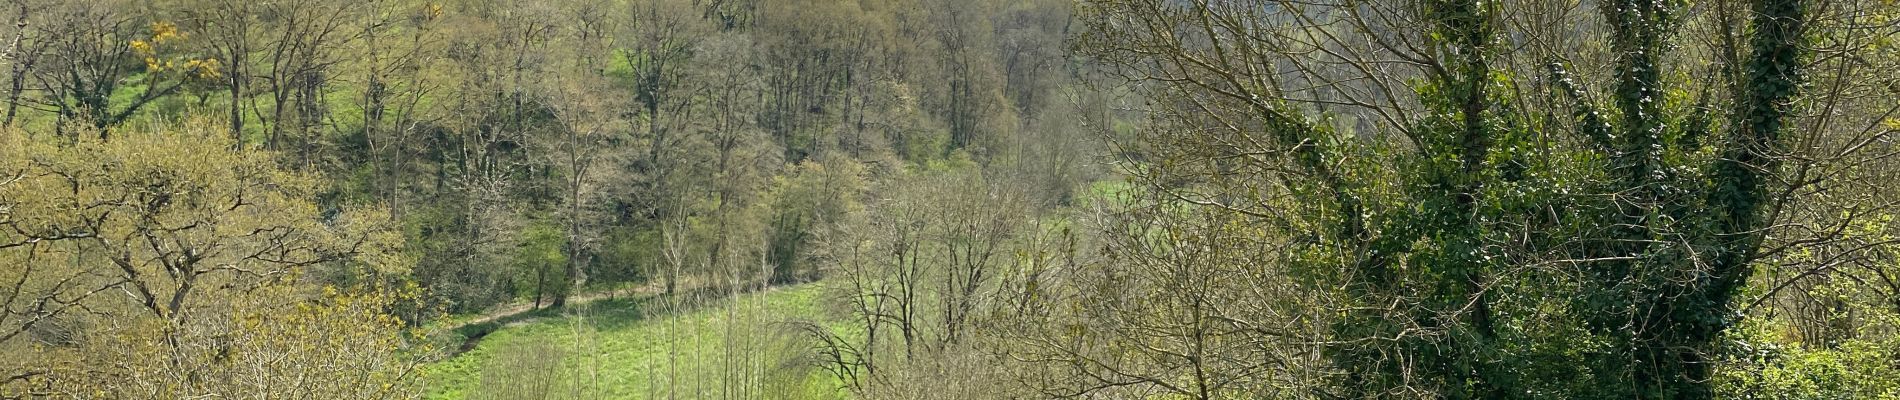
left=0, top=3, right=28, bottom=128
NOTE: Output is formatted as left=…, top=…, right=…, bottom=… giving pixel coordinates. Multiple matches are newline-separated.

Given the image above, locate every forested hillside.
left=4, top=0, right=1900, bottom=398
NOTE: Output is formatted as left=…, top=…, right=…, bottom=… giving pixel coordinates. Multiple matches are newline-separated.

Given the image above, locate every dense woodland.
left=3, top=0, right=1900, bottom=398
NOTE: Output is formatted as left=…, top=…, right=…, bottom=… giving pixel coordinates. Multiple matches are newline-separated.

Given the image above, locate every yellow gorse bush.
left=130, top=21, right=219, bottom=79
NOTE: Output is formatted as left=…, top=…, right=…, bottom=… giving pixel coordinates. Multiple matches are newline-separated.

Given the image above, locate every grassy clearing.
left=422, top=283, right=850, bottom=400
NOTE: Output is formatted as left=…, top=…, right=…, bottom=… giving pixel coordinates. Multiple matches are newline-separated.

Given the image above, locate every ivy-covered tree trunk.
left=1574, top=0, right=1807, bottom=396
left=1662, top=0, right=1807, bottom=396
left=1327, top=0, right=1520, bottom=396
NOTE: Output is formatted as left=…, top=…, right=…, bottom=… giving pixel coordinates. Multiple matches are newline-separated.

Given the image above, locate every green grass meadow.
left=422, top=284, right=851, bottom=400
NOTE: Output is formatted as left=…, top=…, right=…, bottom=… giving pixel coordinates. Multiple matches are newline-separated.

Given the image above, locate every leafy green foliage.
left=1718, top=322, right=1900, bottom=399
left=514, top=219, right=569, bottom=304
